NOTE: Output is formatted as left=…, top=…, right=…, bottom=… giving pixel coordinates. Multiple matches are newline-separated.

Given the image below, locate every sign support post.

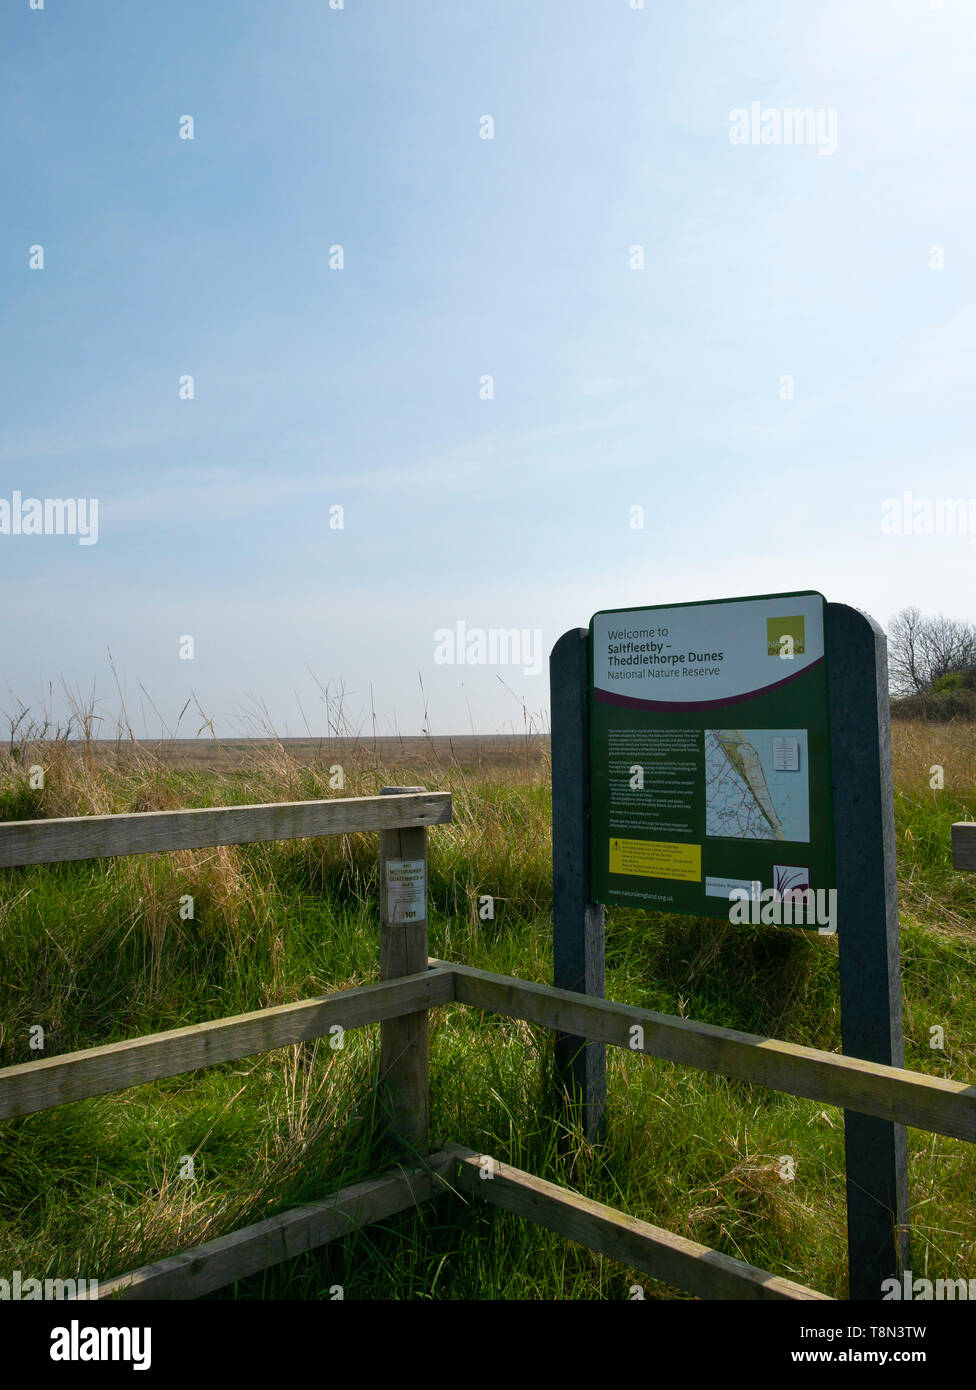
left=551, top=628, right=606, bottom=1143
left=828, top=604, right=911, bottom=1299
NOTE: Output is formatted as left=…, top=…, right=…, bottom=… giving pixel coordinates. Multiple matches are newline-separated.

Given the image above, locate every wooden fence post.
left=378, top=786, right=430, bottom=1148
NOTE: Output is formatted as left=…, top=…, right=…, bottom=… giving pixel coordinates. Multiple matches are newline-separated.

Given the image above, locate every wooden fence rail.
left=0, top=791, right=451, bottom=867
left=0, top=968, right=455, bottom=1121
left=437, top=960, right=976, bottom=1143
left=445, top=1145, right=832, bottom=1301
left=88, top=1152, right=460, bottom=1301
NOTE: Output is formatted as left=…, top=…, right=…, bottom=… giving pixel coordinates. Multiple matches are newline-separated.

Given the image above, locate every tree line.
left=887, top=607, right=976, bottom=720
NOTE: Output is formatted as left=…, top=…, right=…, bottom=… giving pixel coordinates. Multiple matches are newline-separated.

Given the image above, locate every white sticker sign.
left=386, top=859, right=426, bottom=923
left=772, top=735, right=801, bottom=772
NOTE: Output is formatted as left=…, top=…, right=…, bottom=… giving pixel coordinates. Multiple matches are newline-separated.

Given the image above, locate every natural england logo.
left=729, top=101, right=838, bottom=156
left=767, top=614, right=806, bottom=658
left=0, top=491, right=98, bottom=545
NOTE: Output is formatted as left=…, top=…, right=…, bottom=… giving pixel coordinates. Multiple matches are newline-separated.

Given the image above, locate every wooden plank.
left=84, top=1150, right=459, bottom=1300
left=0, top=792, right=452, bottom=868
left=0, top=968, right=455, bottom=1119
left=550, top=628, right=606, bottom=1142
left=438, top=960, right=976, bottom=1143
left=828, top=602, right=910, bottom=1296
left=445, top=1144, right=831, bottom=1300
left=379, top=787, right=429, bottom=1147
left=951, top=822, right=976, bottom=873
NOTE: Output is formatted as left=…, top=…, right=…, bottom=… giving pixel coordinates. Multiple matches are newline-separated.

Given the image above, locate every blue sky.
left=2, top=0, right=974, bottom=739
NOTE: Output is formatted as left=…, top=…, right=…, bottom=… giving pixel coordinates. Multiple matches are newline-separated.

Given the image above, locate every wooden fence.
left=0, top=798, right=973, bottom=1301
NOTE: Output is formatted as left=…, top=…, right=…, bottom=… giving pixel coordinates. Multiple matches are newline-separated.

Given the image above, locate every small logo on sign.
left=767, top=615, right=805, bottom=657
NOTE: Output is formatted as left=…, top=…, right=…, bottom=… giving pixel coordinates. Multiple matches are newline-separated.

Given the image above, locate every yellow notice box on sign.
left=609, top=837, right=702, bottom=882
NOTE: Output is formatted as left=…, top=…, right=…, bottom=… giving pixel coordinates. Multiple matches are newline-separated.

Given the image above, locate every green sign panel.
left=589, top=591, right=834, bottom=926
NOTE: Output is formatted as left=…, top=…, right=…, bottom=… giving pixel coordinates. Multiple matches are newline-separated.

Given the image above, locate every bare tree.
left=887, top=607, right=926, bottom=695
left=918, top=613, right=976, bottom=686
left=887, top=607, right=976, bottom=695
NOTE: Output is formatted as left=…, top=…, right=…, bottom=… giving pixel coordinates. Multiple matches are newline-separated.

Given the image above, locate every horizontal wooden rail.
left=0, top=791, right=452, bottom=868
left=0, top=967, right=456, bottom=1120
left=951, top=822, right=976, bottom=873
left=85, top=1151, right=459, bottom=1300
left=7, top=957, right=974, bottom=1141
left=446, top=1144, right=831, bottom=1300
left=434, top=960, right=976, bottom=1144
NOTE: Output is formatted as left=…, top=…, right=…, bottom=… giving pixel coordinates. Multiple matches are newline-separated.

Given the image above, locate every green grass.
left=0, top=726, right=974, bottom=1300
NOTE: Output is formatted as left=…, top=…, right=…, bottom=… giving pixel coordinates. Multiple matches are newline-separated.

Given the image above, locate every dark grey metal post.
left=827, top=603, right=911, bottom=1299
left=551, top=628, right=606, bottom=1142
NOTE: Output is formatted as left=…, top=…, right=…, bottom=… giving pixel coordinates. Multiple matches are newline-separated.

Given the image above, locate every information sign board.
left=589, top=591, right=834, bottom=923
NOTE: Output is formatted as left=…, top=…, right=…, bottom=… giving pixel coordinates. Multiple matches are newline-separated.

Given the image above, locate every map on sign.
left=704, top=728, right=809, bottom=843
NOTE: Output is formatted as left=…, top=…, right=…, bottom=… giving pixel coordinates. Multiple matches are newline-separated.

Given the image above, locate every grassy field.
left=0, top=720, right=973, bottom=1300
